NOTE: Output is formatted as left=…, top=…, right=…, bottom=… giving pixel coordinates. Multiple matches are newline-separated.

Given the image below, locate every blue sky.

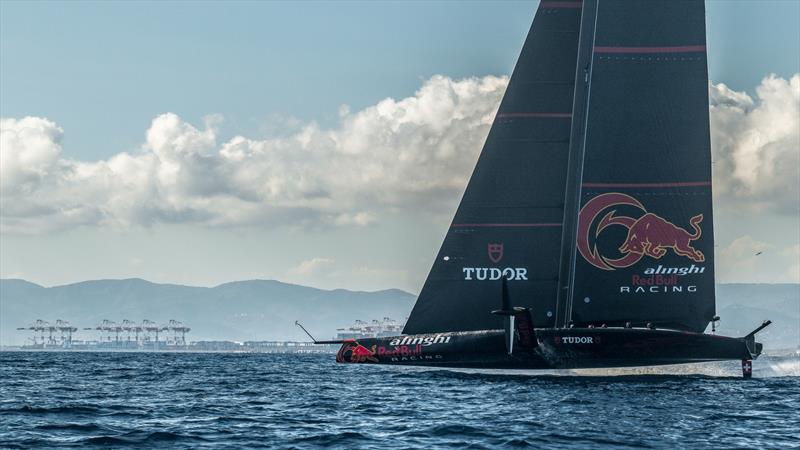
left=1, top=1, right=798, bottom=291
left=2, top=1, right=536, bottom=160
left=3, top=0, right=797, bottom=160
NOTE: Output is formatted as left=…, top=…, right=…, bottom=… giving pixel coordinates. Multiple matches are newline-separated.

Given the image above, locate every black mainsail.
left=404, top=0, right=583, bottom=334
left=405, top=0, right=715, bottom=335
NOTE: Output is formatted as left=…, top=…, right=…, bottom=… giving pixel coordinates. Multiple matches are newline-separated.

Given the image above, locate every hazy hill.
left=0, top=278, right=415, bottom=346
left=715, top=284, right=799, bottom=350
left=1, top=280, right=797, bottom=350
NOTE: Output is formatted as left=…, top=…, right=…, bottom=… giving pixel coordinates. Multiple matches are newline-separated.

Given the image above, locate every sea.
left=1, top=352, right=798, bottom=449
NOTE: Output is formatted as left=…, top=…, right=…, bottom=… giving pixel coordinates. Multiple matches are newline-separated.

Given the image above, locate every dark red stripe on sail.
left=497, top=112, right=572, bottom=119
left=539, top=1, right=582, bottom=8
left=582, top=181, right=711, bottom=188
left=594, top=45, right=706, bottom=54
left=452, top=223, right=562, bottom=228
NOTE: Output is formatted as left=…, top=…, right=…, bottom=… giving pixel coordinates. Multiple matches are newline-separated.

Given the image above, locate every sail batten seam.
left=582, top=181, right=711, bottom=188
left=594, top=45, right=706, bottom=54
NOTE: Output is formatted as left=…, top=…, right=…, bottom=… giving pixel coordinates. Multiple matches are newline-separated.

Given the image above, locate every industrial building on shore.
left=9, top=317, right=405, bottom=353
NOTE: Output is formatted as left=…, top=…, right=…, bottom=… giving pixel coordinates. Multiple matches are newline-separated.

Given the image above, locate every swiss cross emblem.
left=488, top=243, right=504, bottom=263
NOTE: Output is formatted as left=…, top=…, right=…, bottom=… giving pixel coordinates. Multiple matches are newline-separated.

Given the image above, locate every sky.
left=1, top=0, right=799, bottom=292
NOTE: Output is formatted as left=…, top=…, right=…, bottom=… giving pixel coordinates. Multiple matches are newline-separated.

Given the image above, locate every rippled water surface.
left=1, top=352, right=799, bottom=448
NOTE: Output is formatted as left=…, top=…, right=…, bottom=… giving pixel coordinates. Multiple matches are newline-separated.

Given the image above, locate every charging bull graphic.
left=336, top=341, right=379, bottom=363
left=577, top=193, right=705, bottom=271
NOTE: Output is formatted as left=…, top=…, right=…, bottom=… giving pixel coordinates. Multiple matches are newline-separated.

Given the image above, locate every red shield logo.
left=488, top=243, right=504, bottom=263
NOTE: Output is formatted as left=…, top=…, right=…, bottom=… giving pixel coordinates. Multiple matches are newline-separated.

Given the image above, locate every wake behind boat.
left=302, top=0, right=771, bottom=378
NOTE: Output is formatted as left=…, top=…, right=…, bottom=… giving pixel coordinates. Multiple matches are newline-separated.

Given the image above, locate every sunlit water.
left=1, top=352, right=798, bottom=448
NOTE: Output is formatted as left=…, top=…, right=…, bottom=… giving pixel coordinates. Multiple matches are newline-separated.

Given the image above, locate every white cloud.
left=0, top=116, right=63, bottom=195
left=1, top=74, right=798, bottom=235
left=710, top=74, right=800, bottom=215
left=287, top=257, right=335, bottom=277
left=1, top=75, right=506, bottom=234
left=332, top=212, right=376, bottom=227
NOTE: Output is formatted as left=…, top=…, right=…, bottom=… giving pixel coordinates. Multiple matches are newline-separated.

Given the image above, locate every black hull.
left=336, top=328, right=760, bottom=370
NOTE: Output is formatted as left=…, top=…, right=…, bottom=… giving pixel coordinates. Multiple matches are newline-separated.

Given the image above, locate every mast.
left=555, top=0, right=599, bottom=328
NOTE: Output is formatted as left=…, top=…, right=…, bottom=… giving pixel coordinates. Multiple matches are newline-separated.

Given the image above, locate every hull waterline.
left=335, top=328, right=760, bottom=370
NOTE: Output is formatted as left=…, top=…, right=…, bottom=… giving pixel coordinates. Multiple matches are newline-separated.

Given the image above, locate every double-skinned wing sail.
left=403, top=1, right=583, bottom=334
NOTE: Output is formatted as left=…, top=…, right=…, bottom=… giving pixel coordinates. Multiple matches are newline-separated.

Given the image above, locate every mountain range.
left=1, top=279, right=797, bottom=350
left=0, top=278, right=414, bottom=345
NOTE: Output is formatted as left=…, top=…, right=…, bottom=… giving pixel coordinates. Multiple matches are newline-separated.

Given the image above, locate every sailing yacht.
left=307, top=0, right=771, bottom=377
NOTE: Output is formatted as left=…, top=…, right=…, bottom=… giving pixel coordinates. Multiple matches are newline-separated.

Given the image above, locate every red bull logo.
left=336, top=341, right=379, bottom=363
left=577, top=193, right=705, bottom=271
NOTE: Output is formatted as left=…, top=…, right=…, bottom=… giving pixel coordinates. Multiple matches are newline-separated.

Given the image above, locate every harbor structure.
left=16, top=319, right=191, bottom=350
left=335, top=317, right=404, bottom=340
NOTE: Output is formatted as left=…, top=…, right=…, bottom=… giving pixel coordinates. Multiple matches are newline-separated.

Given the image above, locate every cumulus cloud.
left=287, top=257, right=335, bottom=277
left=1, top=75, right=506, bottom=233
left=710, top=74, right=800, bottom=215
left=0, top=117, right=63, bottom=194
left=1, top=74, right=798, bottom=234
